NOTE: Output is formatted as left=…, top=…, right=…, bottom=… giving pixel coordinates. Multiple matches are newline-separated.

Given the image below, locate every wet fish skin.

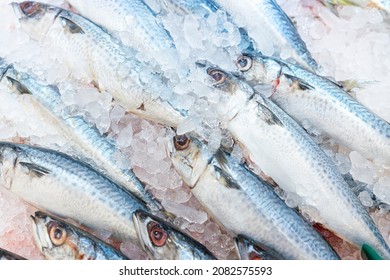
left=235, top=235, right=283, bottom=260
left=133, top=209, right=217, bottom=260
left=198, top=64, right=390, bottom=259
left=0, top=62, right=162, bottom=212
left=212, top=0, right=318, bottom=70
left=12, top=1, right=186, bottom=128
left=0, top=142, right=148, bottom=246
left=67, top=0, right=175, bottom=52
left=0, top=248, right=26, bottom=260
left=31, top=211, right=129, bottom=260
left=170, top=135, right=340, bottom=260
left=236, top=53, right=390, bottom=166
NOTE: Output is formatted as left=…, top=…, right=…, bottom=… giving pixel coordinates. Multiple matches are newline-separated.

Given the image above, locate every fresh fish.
left=0, top=248, right=26, bottom=260
left=12, top=1, right=186, bottom=128
left=133, top=209, right=216, bottom=260
left=235, top=235, right=283, bottom=260
left=233, top=53, right=390, bottom=166
left=212, top=0, right=318, bottom=70
left=66, top=0, right=175, bottom=53
left=0, top=142, right=148, bottom=246
left=31, top=211, right=129, bottom=260
left=170, top=134, right=339, bottom=260
left=198, top=64, right=390, bottom=259
left=0, top=61, right=162, bottom=212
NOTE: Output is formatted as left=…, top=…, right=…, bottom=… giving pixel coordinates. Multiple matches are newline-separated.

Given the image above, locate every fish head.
left=133, top=209, right=215, bottom=260
left=235, top=235, right=282, bottom=260
left=168, top=133, right=211, bottom=188
left=234, top=53, right=282, bottom=86
left=12, top=1, right=62, bottom=41
left=31, top=211, right=79, bottom=260
left=196, top=60, right=255, bottom=122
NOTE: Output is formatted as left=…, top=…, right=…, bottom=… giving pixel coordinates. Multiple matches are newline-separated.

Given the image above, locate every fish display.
left=31, top=211, right=129, bottom=260
left=0, top=0, right=389, bottom=260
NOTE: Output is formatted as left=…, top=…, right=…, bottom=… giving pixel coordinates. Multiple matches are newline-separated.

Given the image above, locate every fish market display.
left=31, top=211, right=129, bottom=260
left=0, top=0, right=390, bottom=260
left=133, top=209, right=216, bottom=260
left=232, top=53, right=390, bottom=166
left=0, top=247, right=26, bottom=260
left=0, top=142, right=147, bottom=245
left=170, top=134, right=340, bottom=260
left=0, top=61, right=161, bottom=212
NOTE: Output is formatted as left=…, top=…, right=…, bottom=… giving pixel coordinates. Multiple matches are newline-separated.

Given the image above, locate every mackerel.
left=12, top=1, right=186, bottom=127
left=199, top=64, right=390, bottom=259
left=0, top=61, right=162, bottom=212
left=0, top=142, right=148, bottom=245
left=234, top=53, right=390, bottom=166
left=170, top=135, right=339, bottom=259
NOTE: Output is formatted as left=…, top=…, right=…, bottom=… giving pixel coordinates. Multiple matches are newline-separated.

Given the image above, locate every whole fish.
left=133, top=209, right=216, bottom=260
left=66, top=0, right=175, bottom=53
left=198, top=64, right=390, bottom=259
left=0, top=60, right=162, bottom=212
left=233, top=53, right=390, bottom=166
left=0, top=142, right=148, bottom=246
left=12, top=1, right=186, bottom=128
left=212, top=0, right=318, bottom=70
left=235, top=235, right=283, bottom=260
left=31, top=211, right=129, bottom=260
left=0, top=248, right=26, bottom=260
left=170, top=134, right=339, bottom=260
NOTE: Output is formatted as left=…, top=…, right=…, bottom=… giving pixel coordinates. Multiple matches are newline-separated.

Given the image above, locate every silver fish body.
left=236, top=54, right=390, bottom=166
left=31, top=211, right=129, bottom=260
left=12, top=1, right=186, bottom=127
left=0, top=142, right=148, bottom=245
left=67, top=0, right=175, bottom=53
left=201, top=65, right=390, bottom=259
left=213, top=0, right=318, bottom=70
left=133, top=209, right=216, bottom=260
left=0, top=248, right=26, bottom=260
left=0, top=62, right=162, bottom=212
left=170, top=135, right=339, bottom=260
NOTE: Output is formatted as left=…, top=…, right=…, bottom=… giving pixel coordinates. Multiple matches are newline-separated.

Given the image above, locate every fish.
left=0, top=248, right=26, bottom=260
left=0, top=141, right=148, bottom=246
left=133, top=209, right=217, bottom=260
left=31, top=211, right=129, bottom=260
left=197, top=63, right=390, bottom=259
left=66, top=0, right=175, bottom=53
left=170, top=134, right=340, bottom=260
left=0, top=60, right=162, bottom=212
left=212, top=0, right=318, bottom=70
left=12, top=1, right=186, bottom=128
left=233, top=53, right=390, bottom=166
left=235, top=235, right=283, bottom=260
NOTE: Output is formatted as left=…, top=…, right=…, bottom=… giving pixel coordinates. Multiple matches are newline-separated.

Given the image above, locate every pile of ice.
left=0, top=0, right=390, bottom=260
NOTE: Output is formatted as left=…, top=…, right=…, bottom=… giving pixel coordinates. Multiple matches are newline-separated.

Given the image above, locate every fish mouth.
left=10, top=2, right=23, bottom=19
left=132, top=210, right=149, bottom=253
left=30, top=213, right=44, bottom=253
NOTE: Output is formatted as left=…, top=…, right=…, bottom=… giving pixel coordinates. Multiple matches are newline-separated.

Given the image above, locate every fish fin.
left=213, top=165, right=241, bottom=190
left=19, top=161, right=51, bottom=177
left=337, top=79, right=378, bottom=92
left=361, top=244, right=384, bottom=260
left=284, top=73, right=315, bottom=90
left=6, top=76, right=32, bottom=95
left=256, top=102, right=284, bottom=127
left=60, top=16, right=84, bottom=34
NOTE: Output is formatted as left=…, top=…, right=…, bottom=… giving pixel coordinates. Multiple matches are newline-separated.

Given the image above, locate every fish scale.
left=0, top=62, right=162, bottom=212
left=0, top=142, right=148, bottom=246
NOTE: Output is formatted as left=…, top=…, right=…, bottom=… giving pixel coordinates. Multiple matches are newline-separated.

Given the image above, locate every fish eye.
left=236, top=55, right=253, bottom=72
left=207, top=69, right=226, bottom=85
left=173, top=134, right=190, bottom=151
left=147, top=221, right=168, bottom=247
left=47, top=221, right=67, bottom=246
left=19, top=1, right=41, bottom=17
